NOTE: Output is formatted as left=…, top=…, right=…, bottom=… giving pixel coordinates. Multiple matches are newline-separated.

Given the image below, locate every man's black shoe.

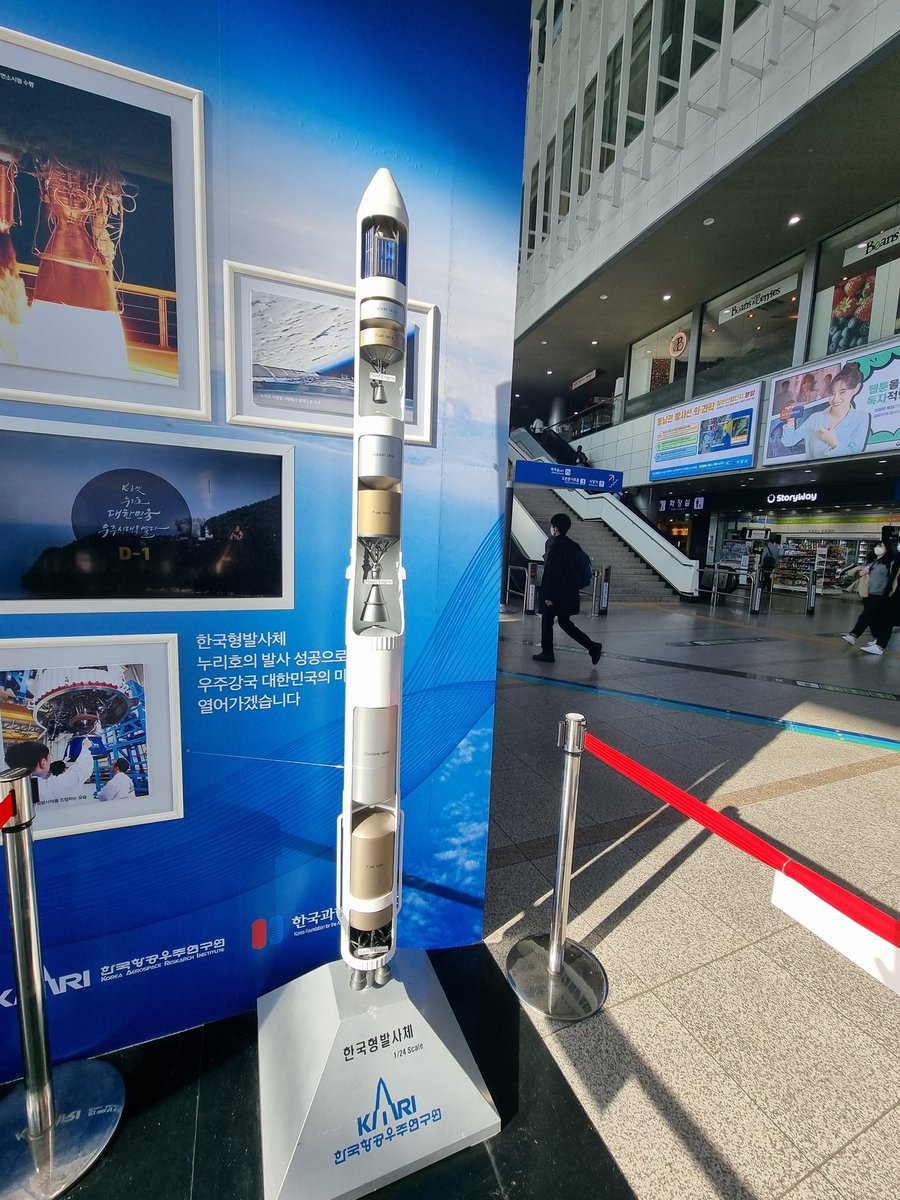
left=532, top=653, right=555, bottom=663
left=589, top=643, right=603, bottom=665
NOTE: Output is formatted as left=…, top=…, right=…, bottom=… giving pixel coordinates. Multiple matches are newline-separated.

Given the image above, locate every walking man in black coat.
left=532, top=513, right=602, bottom=665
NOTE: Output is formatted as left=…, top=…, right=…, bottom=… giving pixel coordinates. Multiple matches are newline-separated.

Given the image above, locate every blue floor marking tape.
left=498, top=636, right=900, bottom=702
left=498, top=670, right=900, bottom=752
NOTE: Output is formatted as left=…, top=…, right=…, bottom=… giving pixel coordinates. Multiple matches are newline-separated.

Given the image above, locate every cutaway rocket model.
left=337, top=169, right=408, bottom=990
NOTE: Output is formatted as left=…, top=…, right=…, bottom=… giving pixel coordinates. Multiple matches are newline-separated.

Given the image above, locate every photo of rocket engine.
left=0, top=63, right=177, bottom=382
left=338, top=170, right=409, bottom=989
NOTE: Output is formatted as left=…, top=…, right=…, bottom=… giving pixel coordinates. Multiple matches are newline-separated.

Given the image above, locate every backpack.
left=574, top=545, right=593, bottom=589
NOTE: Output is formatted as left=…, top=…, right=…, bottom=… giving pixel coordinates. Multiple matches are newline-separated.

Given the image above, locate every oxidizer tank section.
left=337, top=169, right=408, bottom=990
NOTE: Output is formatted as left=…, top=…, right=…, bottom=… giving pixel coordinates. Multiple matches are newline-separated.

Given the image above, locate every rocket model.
left=337, top=169, right=409, bottom=990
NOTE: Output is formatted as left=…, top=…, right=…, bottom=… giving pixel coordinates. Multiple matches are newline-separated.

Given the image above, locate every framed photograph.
left=0, top=27, right=209, bottom=419
left=224, top=261, right=438, bottom=444
left=0, top=415, right=294, bottom=614
left=0, top=633, right=182, bottom=840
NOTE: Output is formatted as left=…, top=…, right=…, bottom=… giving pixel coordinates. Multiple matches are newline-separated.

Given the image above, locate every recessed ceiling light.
left=514, top=392, right=520, bottom=398
left=599, top=294, right=608, bottom=300
left=788, top=214, right=801, bottom=225
left=878, top=459, right=887, bottom=463
left=703, top=217, right=715, bottom=226
left=662, top=293, right=672, bottom=301
left=804, top=469, right=812, bottom=473
left=591, top=339, right=598, bottom=345
left=866, top=503, right=873, bottom=507
left=756, top=325, right=762, bottom=331
left=540, top=339, right=548, bottom=345
left=546, top=369, right=553, bottom=375
left=875, top=471, right=883, bottom=475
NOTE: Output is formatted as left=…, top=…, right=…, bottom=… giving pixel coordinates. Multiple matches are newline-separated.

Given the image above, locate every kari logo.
left=251, top=916, right=284, bottom=950
left=1, top=967, right=91, bottom=1008
left=356, top=1077, right=417, bottom=1136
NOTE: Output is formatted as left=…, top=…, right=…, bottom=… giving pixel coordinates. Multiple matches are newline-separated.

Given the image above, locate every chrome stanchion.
left=506, top=714, right=608, bottom=1022
left=0, top=767, right=124, bottom=1200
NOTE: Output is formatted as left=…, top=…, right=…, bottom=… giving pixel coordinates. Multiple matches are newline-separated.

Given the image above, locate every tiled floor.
left=487, top=592, right=900, bottom=1199
left=32, top=945, right=632, bottom=1200
left=5, top=593, right=899, bottom=1199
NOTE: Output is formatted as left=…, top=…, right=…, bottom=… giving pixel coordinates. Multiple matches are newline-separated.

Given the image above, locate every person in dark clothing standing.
left=532, top=513, right=602, bottom=665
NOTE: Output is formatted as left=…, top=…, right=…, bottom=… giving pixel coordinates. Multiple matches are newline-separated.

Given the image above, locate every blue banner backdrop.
left=0, top=0, right=528, bottom=1080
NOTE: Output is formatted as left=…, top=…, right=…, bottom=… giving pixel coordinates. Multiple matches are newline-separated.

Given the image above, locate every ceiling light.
left=514, top=392, right=520, bottom=398
left=540, top=339, right=548, bottom=345
left=591, top=339, right=598, bottom=345
left=599, top=294, right=608, bottom=300
left=878, top=459, right=887, bottom=463
left=858, top=242, right=868, bottom=250
left=875, top=471, right=883, bottom=475
left=788, top=215, right=801, bottom=225
left=703, top=217, right=715, bottom=226
left=546, top=369, right=553, bottom=375
left=756, top=325, right=762, bottom=331
left=662, top=293, right=672, bottom=301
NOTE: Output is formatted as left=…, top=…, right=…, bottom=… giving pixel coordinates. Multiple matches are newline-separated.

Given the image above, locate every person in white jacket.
left=95, top=758, right=136, bottom=802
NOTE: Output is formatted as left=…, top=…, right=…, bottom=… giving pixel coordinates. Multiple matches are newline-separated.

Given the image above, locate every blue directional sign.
left=514, top=460, right=624, bottom=491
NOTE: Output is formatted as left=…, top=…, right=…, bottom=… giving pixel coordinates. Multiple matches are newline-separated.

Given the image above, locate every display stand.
left=0, top=767, right=123, bottom=1200
left=257, top=947, right=500, bottom=1200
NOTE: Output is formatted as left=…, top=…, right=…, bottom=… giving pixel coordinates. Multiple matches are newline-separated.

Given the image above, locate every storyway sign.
left=514, top=461, right=623, bottom=491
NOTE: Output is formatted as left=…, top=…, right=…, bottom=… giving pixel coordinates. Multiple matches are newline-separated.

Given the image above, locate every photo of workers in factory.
left=0, top=641, right=181, bottom=838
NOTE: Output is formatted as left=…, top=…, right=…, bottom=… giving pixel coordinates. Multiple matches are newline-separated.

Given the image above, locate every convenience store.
left=713, top=481, right=900, bottom=595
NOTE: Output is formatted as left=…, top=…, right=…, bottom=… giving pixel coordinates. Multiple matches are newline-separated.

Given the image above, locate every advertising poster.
left=649, top=383, right=761, bottom=480
left=0, top=2, right=527, bottom=1085
left=762, top=342, right=900, bottom=465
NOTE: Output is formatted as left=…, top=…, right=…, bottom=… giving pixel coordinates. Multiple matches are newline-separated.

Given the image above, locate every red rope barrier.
left=583, top=731, right=900, bottom=949
left=0, top=790, right=14, bottom=830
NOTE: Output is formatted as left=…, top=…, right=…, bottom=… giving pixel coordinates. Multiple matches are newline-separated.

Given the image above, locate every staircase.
left=517, top=489, right=679, bottom=602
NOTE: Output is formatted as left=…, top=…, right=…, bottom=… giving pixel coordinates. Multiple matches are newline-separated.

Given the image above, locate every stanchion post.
left=806, top=569, right=817, bottom=615
left=2, top=769, right=54, bottom=1140
left=548, top=715, right=584, bottom=974
left=590, top=569, right=599, bottom=617
left=0, top=766, right=126, bottom=1200
left=505, top=714, right=608, bottom=1022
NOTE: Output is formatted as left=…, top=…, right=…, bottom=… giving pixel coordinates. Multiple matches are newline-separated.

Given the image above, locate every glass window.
left=809, top=201, right=900, bottom=361
left=526, top=162, right=539, bottom=256
left=694, top=256, right=803, bottom=397
left=542, top=137, right=555, bottom=240
left=578, top=78, right=597, bottom=196
left=625, top=311, right=692, bottom=419
left=559, top=108, right=575, bottom=217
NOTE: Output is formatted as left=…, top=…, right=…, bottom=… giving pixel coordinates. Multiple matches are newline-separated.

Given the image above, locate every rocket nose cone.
left=360, top=168, right=408, bottom=224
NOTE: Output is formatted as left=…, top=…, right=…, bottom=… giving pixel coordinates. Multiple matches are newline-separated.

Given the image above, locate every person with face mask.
left=862, top=541, right=900, bottom=656
left=841, top=543, right=889, bottom=645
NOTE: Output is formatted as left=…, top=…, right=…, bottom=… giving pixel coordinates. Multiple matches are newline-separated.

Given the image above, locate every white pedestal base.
left=257, top=947, right=500, bottom=1200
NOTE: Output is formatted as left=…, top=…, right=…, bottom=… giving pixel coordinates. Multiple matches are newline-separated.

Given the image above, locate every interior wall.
left=0, top=0, right=528, bottom=1080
